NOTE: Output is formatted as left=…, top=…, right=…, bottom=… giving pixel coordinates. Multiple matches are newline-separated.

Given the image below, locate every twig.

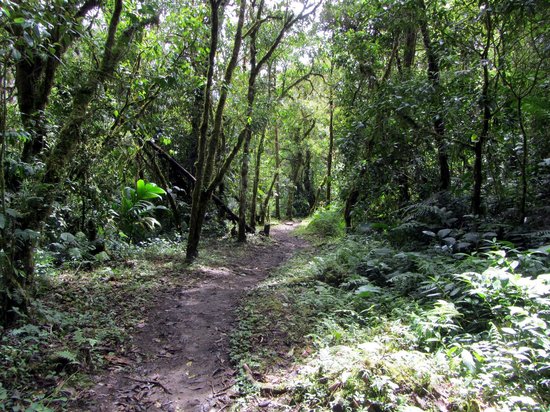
left=124, top=376, right=172, bottom=394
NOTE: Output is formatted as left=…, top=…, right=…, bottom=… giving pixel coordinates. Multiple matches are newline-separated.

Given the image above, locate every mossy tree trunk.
left=186, top=0, right=247, bottom=261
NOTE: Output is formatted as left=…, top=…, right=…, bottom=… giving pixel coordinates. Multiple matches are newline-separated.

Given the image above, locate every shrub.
left=302, top=204, right=345, bottom=239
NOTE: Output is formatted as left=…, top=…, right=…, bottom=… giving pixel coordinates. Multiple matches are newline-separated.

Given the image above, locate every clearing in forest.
left=77, top=222, right=308, bottom=411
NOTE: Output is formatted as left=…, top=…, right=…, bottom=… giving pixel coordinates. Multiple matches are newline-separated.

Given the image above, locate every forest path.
left=84, top=222, right=308, bottom=412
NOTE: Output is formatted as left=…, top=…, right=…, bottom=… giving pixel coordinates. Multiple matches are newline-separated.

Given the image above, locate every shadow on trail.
left=77, top=222, right=308, bottom=412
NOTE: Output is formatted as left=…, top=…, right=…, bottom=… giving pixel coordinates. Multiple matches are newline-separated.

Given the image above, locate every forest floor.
left=75, top=222, right=309, bottom=412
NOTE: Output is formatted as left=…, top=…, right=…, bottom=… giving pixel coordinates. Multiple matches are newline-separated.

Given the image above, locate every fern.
left=52, top=350, right=78, bottom=364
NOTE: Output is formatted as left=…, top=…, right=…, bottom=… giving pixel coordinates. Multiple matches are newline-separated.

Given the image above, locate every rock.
left=482, top=232, right=498, bottom=240
left=455, top=242, right=472, bottom=253
left=443, top=237, right=456, bottom=246
left=462, top=232, right=480, bottom=244
left=437, top=228, right=452, bottom=239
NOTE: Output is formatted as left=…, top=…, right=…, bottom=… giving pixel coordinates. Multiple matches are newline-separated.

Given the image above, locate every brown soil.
left=78, top=222, right=308, bottom=412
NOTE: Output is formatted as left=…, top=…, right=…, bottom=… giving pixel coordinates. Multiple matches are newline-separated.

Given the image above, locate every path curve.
left=83, top=222, right=307, bottom=411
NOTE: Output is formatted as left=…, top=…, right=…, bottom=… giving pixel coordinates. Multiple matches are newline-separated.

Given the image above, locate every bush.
left=302, top=204, right=345, bottom=239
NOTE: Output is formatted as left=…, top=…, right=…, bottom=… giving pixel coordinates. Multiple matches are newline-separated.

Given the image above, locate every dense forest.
left=0, top=0, right=549, bottom=410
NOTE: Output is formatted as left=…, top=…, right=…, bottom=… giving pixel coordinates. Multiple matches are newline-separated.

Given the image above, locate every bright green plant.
left=301, top=204, right=345, bottom=239
left=116, top=179, right=167, bottom=241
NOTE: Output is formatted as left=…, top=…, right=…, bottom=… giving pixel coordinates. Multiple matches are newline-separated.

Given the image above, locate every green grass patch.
left=296, top=204, right=346, bottom=241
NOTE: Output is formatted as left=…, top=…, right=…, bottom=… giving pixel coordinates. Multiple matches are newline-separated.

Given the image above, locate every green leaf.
left=11, top=47, right=21, bottom=60
left=25, top=403, right=55, bottom=412
left=95, top=251, right=110, bottom=262
left=23, top=31, right=34, bottom=47
left=13, top=17, right=25, bottom=24
left=60, top=232, right=76, bottom=243
left=0, top=213, right=5, bottom=229
left=355, top=284, right=383, bottom=297
left=461, top=349, right=476, bottom=372
left=53, top=350, right=79, bottom=364
left=135, top=179, right=166, bottom=200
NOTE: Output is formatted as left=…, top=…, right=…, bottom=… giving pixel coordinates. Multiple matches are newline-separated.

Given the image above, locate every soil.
left=78, top=222, right=308, bottom=412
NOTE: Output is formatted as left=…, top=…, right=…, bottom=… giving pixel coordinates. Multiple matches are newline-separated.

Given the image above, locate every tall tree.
left=186, top=0, right=247, bottom=260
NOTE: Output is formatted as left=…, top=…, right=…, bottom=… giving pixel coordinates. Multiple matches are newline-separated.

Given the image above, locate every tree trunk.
left=285, top=150, right=303, bottom=220
left=186, top=0, right=220, bottom=260
left=419, top=0, right=451, bottom=191
left=259, top=171, right=278, bottom=225
left=250, top=128, right=265, bottom=229
left=327, top=88, right=334, bottom=205
left=518, top=98, right=528, bottom=223
left=304, top=149, right=314, bottom=210
left=344, top=189, right=359, bottom=229
left=472, top=4, right=492, bottom=215
left=237, top=10, right=260, bottom=242
left=186, top=0, right=249, bottom=260
left=274, top=121, right=281, bottom=219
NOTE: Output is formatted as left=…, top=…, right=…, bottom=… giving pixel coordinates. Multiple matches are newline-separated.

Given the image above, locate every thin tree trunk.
left=310, top=175, right=327, bottom=214
left=186, top=0, right=221, bottom=261
left=237, top=4, right=261, bottom=242
left=472, top=3, right=492, bottom=215
left=327, top=64, right=334, bottom=205
left=518, top=97, right=528, bottom=223
left=344, top=189, right=359, bottom=229
left=250, top=128, right=265, bottom=229
left=274, top=121, right=281, bottom=219
left=419, top=0, right=451, bottom=191
left=259, top=170, right=278, bottom=225
left=304, top=149, right=314, bottom=209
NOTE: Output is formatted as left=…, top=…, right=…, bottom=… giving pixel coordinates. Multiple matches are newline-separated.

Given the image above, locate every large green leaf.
left=135, top=179, right=166, bottom=200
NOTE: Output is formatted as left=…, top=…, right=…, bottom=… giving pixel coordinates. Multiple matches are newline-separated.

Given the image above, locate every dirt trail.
left=82, top=222, right=308, bottom=412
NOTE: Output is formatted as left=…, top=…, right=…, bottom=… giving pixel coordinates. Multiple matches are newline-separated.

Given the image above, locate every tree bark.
left=186, top=0, right=247, bottom=260
left=344, top=189, right=359, bottom=229
left=274, top=121, right=281, bottom=219
left=250, top=128, right=265, bottom=229
left=327, top=61, right=335, bottom=205
left=259, top=170, right=278, bottom=225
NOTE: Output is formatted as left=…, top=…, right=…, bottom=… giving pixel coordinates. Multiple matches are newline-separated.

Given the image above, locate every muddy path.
left=79, top=222, right=308, bottom=412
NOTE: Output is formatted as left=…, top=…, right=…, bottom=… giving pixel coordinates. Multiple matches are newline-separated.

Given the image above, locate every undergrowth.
left=297, top=204, right=346, bottom=240
left=231, top=224, right=550, bottom=411
left=0, top=239, right=188, bottom=411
